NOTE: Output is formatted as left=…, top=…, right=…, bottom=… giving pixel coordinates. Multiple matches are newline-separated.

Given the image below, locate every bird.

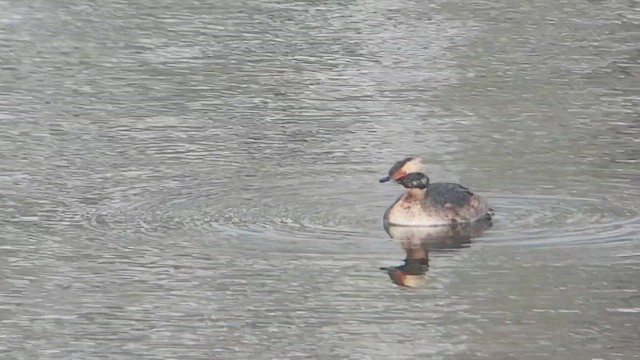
left=380, top=157, right=493, bottom=227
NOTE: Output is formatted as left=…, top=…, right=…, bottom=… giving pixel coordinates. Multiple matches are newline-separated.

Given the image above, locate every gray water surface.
left=1, top=0, right=639, bottom=359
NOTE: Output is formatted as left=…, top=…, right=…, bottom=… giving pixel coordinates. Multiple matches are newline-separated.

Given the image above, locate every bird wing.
left=426, top=182, right=474, bottom=208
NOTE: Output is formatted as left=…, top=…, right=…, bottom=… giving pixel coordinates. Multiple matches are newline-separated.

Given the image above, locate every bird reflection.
left=381, top=217, right=493, bottom=287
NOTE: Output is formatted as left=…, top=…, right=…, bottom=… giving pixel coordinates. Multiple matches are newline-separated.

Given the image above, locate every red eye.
left=393, top=170, right=407, bottom=179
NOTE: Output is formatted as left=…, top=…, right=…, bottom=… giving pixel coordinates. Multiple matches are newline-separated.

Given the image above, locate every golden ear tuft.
left=403, top=157, right=426, bottom=174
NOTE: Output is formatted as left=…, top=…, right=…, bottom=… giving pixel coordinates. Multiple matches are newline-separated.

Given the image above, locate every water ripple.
left=484, top=195, right=640, bottom=246
left=70, top=183, right=640, bottom=249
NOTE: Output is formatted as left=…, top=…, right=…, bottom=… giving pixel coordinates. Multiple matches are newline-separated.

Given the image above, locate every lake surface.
left=1, top=0, right=639, bottom=359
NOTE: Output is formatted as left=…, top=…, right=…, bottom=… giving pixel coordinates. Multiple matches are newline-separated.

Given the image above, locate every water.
left=1, top=0, right=639, bottom=359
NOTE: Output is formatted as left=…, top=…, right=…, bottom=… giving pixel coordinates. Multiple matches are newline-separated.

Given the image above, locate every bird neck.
left=406, top=188, right=427, bottom=200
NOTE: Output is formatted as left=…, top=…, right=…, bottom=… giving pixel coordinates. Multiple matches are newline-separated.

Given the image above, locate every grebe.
left=380, top=157, right=493, bottom=227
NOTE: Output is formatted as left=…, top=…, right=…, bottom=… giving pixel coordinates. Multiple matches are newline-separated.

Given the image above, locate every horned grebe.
left=380, top=157, right=493, bottom=227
